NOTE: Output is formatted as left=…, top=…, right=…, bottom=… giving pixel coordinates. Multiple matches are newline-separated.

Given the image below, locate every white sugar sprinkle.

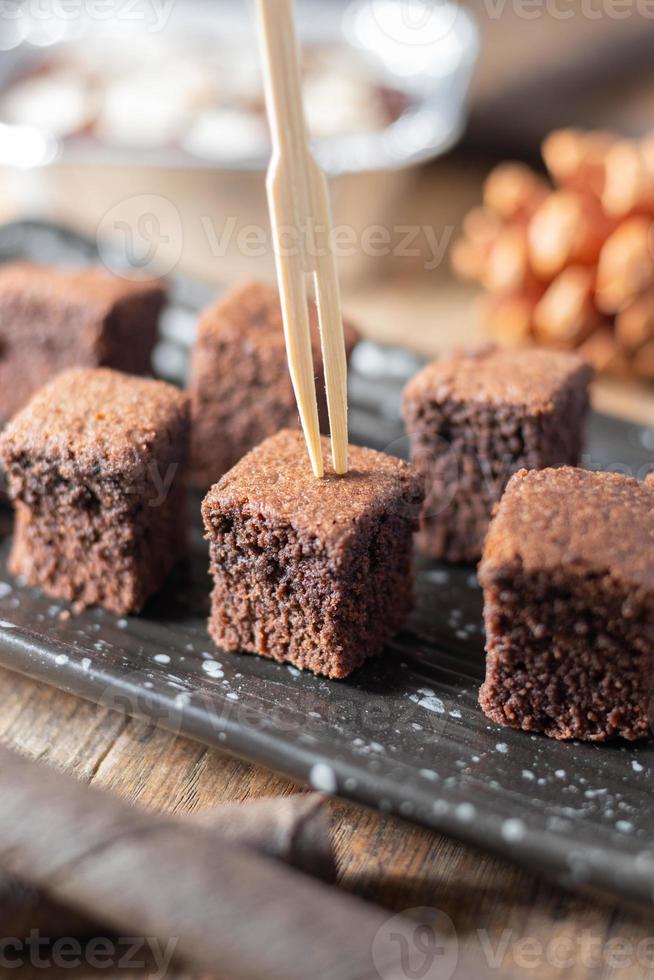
left=501, top=818, right=527, bottom=842
left=309, top=763, right=337, bottom=794
left=54, top=654, right=69, bottom=666
left=410, top=688, right=445, bottom=714
left=632, top=760, right=644, bottom=773
left=495, top=743, right=509, bottom=754
left=202, top=660, right=224, bottom=678
left=153, top=654, right=171, bottom=665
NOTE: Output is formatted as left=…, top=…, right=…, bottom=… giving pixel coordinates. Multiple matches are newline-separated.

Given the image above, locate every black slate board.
left=0, top=221, right=653, bottom=911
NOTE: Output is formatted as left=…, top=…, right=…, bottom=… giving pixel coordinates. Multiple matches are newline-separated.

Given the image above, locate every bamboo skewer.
left=256, top=0, right=349, bottom=477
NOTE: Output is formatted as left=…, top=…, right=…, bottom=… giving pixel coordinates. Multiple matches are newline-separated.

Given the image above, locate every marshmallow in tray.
left=182, top=109, right=268, bottom=163
left=303, top=72, right=387, bottom=137
left=96, top=61, right=215, bottom=149
left=0, top=72, right=94, bottom=138
left=0, top=35, right=398, bottom=157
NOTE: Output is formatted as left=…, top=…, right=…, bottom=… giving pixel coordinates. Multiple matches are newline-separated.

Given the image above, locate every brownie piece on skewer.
left=0, top=263, right=164, bottom=421
left=402, top=346, right=592, bottom=563
left=0, top=367, right=189, bottom=615
left=189, top=281, right=360, bottom=488
left=202, top=429, right=423, bottom=679
left=479, top=467, right=654, bottom=742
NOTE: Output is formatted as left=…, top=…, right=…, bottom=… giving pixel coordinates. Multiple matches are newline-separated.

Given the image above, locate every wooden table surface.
left=4, top=667, right=654, bottom=980
left=1, top=30, right=654, bottom=969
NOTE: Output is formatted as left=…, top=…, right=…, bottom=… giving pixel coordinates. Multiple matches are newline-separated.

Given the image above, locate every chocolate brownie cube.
left=201, top=429, right=423, bottom=679
left=0, top=367, right=189, bottom=615
left=189, top=280, right=359, bottom=487
left=0, top=263, right=165, bottom=420
left=479, top=467, right=654, bottom=741
left=402, top=346, right=592, bottom=563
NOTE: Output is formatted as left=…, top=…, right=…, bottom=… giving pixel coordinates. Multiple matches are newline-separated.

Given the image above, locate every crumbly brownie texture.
left=0, top=367, right=189, bottom=615
left=0, top=262, right=165, bottom=420
left=402, top=346, right=592, bottom=563
left=202, top=429, right=424, bottom=679
left=479, top=467, right=654, bottom=742
left=189, top=280, right=359, bottom=487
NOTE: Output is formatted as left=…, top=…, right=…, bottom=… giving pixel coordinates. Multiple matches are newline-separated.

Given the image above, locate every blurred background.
left=1, top=0, right=654, bottom=421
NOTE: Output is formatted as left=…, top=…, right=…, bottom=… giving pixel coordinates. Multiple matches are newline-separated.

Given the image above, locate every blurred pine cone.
left=452, top=129, right=654, bottom=381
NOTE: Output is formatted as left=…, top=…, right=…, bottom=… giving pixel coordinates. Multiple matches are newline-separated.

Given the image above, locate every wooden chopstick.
left=0, top=744, right=451, bottom=980
left=255, top=0, right=349, bottom=477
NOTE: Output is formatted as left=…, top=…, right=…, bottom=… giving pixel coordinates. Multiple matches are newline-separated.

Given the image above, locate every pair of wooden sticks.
left=256, top=0, right=349, bottom=479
